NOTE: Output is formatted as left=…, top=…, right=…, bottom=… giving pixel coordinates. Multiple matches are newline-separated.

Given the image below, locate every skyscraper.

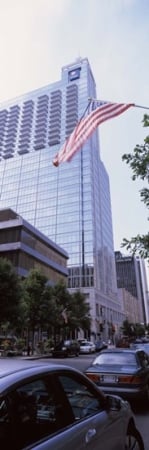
left=0, top=57, right=123, bottom=337
left=115, top=251, right=149, bottom=324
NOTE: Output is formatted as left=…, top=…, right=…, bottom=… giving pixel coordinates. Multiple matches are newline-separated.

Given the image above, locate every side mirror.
left=105, top=395, right=121, bottom=411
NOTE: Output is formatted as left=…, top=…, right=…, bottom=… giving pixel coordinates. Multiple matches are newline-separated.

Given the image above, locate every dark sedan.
left=85, top=348, right=149, bottom=403
left=52, top=339, right=80, bottom=357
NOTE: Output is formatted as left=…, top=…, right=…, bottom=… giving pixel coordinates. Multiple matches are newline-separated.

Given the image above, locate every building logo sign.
left=68, top=67, right=81, bottom=81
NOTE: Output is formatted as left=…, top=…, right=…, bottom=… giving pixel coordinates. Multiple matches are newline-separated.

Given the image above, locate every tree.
left=121, top=319, right=145, bottom=339
left=122, top=114, right=149, bottom=259
left=121, top=319, right=135, bottom=338
left=0, top=258, right=21, bottom=328
left=68, top=291, right=91, bottom=332
left=40, top=284, right=59, bottom=333
left=46, top=281, right=72, bottom=341
left=23, top=268, right=48, bottom=352
left=41, top=282, right=91, bottom=341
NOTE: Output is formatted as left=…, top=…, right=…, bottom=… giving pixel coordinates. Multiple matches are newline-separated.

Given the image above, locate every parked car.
left=52, top=339, right=80, bottom=357
left=79, top=341, right=96, bottom=354
left=85, top=348, right=149, bottom=403
left=0, top=359, right=144, bottom=449
left=95, top=340, right=108, bottom=352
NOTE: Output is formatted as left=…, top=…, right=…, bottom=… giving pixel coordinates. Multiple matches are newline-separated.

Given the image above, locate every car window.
left=138, top=351, right=149, bottom=367
left=64, top=340, right=71, bottom=346
left=0, top=397, right=10, bottom=446
left=58, top=374, right=103, bottom=421
left=93, top=353, right=138, bottom=366
left=0, top=375, right=72, bottom=449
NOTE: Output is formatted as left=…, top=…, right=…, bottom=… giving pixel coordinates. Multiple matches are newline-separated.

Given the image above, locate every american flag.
left=52, top=101, right=134, bottom=167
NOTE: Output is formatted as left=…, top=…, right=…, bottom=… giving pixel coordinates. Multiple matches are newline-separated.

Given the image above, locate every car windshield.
left=93, top=352, right=137, bottom=366
left=81, top=342, right=89, bottom=347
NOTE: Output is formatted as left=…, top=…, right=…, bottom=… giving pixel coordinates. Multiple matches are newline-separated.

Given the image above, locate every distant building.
left=117, top=288, right=141, bottom=324
left=115, top=251, right=149, bottom=324
left=0, top=208, right=68, bottom=282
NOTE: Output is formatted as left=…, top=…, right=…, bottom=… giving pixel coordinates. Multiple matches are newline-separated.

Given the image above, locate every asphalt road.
left=37, top=353, right=149, bottom=450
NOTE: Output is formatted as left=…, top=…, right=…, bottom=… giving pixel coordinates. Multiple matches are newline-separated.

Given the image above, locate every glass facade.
left=0, top=58, right=123, bottom=337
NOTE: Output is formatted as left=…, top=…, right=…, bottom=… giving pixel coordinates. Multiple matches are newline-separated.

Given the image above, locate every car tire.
left=125, top=426, right=144, bottom=450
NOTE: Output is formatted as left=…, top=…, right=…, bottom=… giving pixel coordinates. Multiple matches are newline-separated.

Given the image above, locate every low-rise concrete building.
left=0, top=208, right=68, bottom=283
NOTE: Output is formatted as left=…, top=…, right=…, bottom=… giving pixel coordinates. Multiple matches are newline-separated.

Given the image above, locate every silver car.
left=0, top=359, right=144, bottom=449
left=79, top=341, right=96, bottom=353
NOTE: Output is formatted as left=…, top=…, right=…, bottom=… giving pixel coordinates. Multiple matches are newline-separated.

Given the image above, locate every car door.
left=0, top=373, right=74, bottom=450
left=0, top=371, right=125, bottom=450
left=45, top=370, right=125, bottom=450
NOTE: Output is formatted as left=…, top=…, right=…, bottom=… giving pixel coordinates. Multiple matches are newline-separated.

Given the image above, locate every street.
left=37, top=353, right=149, bottom=450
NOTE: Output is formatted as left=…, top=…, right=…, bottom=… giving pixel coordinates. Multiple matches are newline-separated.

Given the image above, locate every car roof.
left=0, top=359, right=80, bottom=394
left=99, top=348, right=141, bottom=354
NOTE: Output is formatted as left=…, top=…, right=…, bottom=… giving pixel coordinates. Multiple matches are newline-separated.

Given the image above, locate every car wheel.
left=125, top=426, right=144, bottom=450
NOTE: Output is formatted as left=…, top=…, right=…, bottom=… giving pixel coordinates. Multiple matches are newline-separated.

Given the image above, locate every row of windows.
left=1, top=186, right=91, bottom=202
left=1, top=192, right=93, bottom=208
left=0, top=250, right=66, bottom=283
left=1, top=198, right=92, bottom=219
left=21, top=230, right=67, bottom=268
left=68, top=275, right=94, bottom=288
left=68, top=253, right=94, bottom=265
left=0, top=99, right=78, bottom=123
left=0, top=228, right=20, bottom=244
left=0, top=146, right=83, bottom=169
left=1, top=170, right=91, bottom=185
left=0, top=225, right=66, bottom=271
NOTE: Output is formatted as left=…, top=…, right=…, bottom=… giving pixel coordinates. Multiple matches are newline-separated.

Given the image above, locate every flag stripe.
left=53, top=102, right=134, bottom=166
left=57, top=103, right=122, bottom=162
left=63, top=104, right=131, bottom=162
left=65, top=103, right=133, bottom=162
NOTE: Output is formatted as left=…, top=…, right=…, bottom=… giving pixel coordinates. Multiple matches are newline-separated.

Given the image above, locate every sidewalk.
left=21, top=352, right=52, bottom=360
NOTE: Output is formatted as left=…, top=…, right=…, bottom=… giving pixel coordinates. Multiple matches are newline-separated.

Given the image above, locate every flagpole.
left=88, top=97, right=149, bottom=111
left=134, top=104, right=149, bottom=111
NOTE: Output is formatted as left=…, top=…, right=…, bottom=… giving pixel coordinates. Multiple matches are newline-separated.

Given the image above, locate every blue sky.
left=0, top=0, right=148, bottom=262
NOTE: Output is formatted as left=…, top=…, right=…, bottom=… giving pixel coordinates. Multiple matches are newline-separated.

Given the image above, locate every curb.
left=21, top=353, right=52, bottom=360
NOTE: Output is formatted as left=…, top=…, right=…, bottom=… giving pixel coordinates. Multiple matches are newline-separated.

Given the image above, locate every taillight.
left=118, top=375, right=143, bottom=384
left=118, top=375, right=132, bottom=383
left=86, top=373, right=100, bottom=382
left=130, top=376, right=143, bottom=384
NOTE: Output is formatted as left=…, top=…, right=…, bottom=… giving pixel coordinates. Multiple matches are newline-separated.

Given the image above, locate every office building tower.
left=115, top=251, right=149, bottom=324
left=0, top=57, right=123, bottom=337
